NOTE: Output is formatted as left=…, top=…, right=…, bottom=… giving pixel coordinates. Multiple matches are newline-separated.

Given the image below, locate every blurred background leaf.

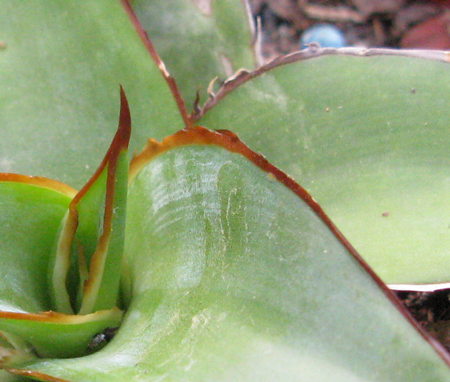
left=0, top=0, right=184, bottom=189
left=130, top=0, right=256, bottom=108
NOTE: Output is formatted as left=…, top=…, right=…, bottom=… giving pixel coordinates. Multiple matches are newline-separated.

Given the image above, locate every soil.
left=251, top=0, right=450, bottom=60
left=250, top=0, right=450, bottom=355
left=395, top=290, right=450, bottom=352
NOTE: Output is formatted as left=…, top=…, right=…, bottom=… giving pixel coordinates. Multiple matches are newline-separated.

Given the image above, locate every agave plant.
left=2, top=1, right=450, bottom=381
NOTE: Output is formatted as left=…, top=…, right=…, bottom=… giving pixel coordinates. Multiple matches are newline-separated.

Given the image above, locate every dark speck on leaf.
left=87, top=327, right=118, bottom=352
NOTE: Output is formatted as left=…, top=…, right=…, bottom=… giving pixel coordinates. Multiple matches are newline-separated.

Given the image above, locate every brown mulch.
left=251, top=0, right=450, bottom=356
left=251, top=0, right=450, bottom=60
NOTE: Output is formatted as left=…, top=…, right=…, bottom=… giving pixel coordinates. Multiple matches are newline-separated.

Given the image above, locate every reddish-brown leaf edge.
left=130, top=125, right=450, bottom=368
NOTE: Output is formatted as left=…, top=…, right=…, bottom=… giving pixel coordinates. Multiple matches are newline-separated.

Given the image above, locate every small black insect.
left=87, top=327, right=118, bottom=352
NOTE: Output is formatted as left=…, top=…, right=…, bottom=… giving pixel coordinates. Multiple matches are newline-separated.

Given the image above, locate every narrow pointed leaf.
left=78, top=99, right=130, bottom=315
left=49, top=89, right=131, bottom=314
left=14, top=128, right=450, bottom=381
left=198, top=48, right=450, bottom=286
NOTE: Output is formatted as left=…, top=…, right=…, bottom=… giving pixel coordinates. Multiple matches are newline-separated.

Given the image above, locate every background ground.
left=252, top=0, right=450, bottom=59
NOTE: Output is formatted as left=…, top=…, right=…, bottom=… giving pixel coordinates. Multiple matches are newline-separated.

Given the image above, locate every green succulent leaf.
left=0, top=0, right=185, bottom=189
left=0, top=89, right=131, bottom=364
left=49, top=88, right=131, bottom=315
left=8, top=127, right=450, bottom=381
left=198, top=49, right=450, bottom=287
left=0, top=308, right=123, bottom=360
left=76, top=89, right=130, bottom=315
left=3, top=0, right=450, bottom=380
left=0, top=174, right=123, bottom=361
left=0, top=175, right=75, bottom=314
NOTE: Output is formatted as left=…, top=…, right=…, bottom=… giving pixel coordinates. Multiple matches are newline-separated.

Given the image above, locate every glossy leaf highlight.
left=11, top=128, right=450, bottom=381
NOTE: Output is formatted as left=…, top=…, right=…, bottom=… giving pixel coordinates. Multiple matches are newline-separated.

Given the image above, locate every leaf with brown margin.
left=194, top=46, right=450, bottom=119
left=0, top=175, right=77, bottom=199
left=48, top=88, right=131, bottom=315
left=127, top=0, right=257, bottom=109
left=19, top=125, right=444, bottom=381
left=130, top=126, right=441, bottom=351
left=0, top=308, right=122, bottom=360
left=121, top=0, right=193, bottom=129
left=5, top=369, right=70, bottom=382
left=197, top=46, right=450, bottom=288
left=0, top=177, right=73, bottom=315
left=0, top=176, right=122, bottom=364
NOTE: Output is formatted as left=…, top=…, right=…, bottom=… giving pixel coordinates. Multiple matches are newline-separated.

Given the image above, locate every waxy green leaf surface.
left=198, top=50, right=450, bottom=286
left=0, top=309, right=123, bottom=359
left=4, top=128, right=449, bottom=381
left=0, top=0, right=184, bottom=189
left=127, top=0, right=450, bottom=287
left=3, top=0, right=450, bottom=380
left=4, top=0, right=450, bottom=286
left=0, top=177, right=74, bottom=313
left=0, top=90, right=132, bottom=362
left=48, top=88, right=131, bottom=316
left=0, top=176, right=122, bottom=360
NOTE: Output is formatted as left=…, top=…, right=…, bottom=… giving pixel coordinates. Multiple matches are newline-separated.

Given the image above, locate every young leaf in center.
left=48, top=88, right=131, bottom=315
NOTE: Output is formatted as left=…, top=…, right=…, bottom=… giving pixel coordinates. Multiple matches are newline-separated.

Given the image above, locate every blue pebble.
left=300, top=24, right=346, bottom=49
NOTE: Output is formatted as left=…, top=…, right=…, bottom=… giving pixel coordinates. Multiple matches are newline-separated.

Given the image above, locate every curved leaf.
left=0, top=309, right=122, bottom=359
left=0, top=176, right=122, bottom=361
left=198, top=48, right=450, bottom=286
left=13, top=128, right=450, bottom=381
left=0, top=175, right=74, bottom=313
left=48, top=88, right=131, bottom=314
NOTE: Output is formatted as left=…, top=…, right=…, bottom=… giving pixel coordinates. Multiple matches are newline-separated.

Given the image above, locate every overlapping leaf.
left=125, top=0, right=450, bottom=286
left=2, top=0, right=450, bottom=381
left=130, top=0, right=256, bottom=107
left=4, top=127, right=450, bottom=381
left=49, top=88, right=130, bottom=315
left=0, top=90, right=131, bottom=362
left=198, top=49, right=450, bottom=286
left=0, top=175, right=123, bottom=361
left=0, top=176, right=74, bottom=314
